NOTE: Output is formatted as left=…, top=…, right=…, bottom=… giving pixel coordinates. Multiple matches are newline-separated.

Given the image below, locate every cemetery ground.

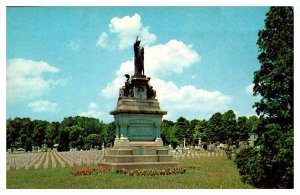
left=6, top=152, right=252, bottom=189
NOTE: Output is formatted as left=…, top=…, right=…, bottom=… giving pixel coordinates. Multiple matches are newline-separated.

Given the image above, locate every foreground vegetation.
left=234, top=7, right=294, bottom=188
left=7, top=157, right=252, bottom=189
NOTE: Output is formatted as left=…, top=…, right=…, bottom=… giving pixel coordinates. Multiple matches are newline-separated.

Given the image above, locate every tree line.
left=7, top=111, right=258, bottom=152
left=6, top=116, right=116, bottom=152
left=161, top=110, right=259, bottom=148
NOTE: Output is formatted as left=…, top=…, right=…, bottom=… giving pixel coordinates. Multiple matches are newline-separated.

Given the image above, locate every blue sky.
left=6, top=6, right=269, bottom=123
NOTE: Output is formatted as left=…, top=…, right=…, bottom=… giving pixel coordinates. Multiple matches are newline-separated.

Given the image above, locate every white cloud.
left=151, top=78, right=232, bottom=117
left=68, top=40, right=80, bottom=51
left=98, top=13, right=156, bottom=50
left=145, top=40, right=200, bottom=76
left=78, top=102, right=104, bottom=119
left=116, top=40, right=200, bottom=77
left=89, top=102, right=98, bottom=109
left=97, top=32, right=108, bottom=48
left=7, top=58, right=61, bottom=101
left=28, top=100, right=59, bottom=112
left=78, top=110, right=104, bottom=119
left=246, top=83, right=254, bottom=94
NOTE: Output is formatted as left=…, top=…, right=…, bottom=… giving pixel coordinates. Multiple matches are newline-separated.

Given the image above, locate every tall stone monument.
left=99, top=37, right=178, bottom=171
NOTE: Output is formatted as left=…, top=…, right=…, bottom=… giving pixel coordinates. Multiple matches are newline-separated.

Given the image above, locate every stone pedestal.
left=98, top=74, right=178, bottom=171
left=110, top=75, right=167, bottom=145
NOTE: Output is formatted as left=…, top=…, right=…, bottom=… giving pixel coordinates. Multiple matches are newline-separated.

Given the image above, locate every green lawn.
left=6, top=157, right=253, bottom=189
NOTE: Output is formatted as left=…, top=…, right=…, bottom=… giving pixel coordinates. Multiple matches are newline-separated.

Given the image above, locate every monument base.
left=114, top=137, right=130, bottom=147
left=98, top=145, right=178, bottom=172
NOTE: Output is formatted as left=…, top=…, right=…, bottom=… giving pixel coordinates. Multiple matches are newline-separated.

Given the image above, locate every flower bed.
left=116, top=165, right=200, bottom=176
left=69, top=165, right=200, bottom=176
left=70, top=167, right=110, bottom=176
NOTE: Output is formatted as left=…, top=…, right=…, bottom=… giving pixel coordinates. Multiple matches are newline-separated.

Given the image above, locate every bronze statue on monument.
left=118, top=37, right=156, bottom=99
left=134, top=36, right=144, bottom=75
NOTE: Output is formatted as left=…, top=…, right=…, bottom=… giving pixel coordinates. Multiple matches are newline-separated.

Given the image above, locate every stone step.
left=129, top=141, right=157, bottom=147
left=132, top=147, right=158, bottom=155
left=105, top=155, right=173, bottom=163
left=109, top=147, right=169, bottom=155
left=109, top=149, right=134, bottom=155
left=98, top=161, right=179, bottom=172
left=157, top=149, right=168, bottom=155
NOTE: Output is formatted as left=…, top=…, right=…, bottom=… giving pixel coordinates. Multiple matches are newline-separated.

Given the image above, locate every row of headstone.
left=6, top=152, right=45, bottom=170
left=171, top=149, right=226, bottom=160
left=7, top=149, right=106, bottom=171
left=34, top=152, right=46, bottom=169
left=52, top=151, right=66, bottom=168
left=43, top=152, right=49, bottom=169
left=26, top=152, right=44, bottom=170
left=58, top=150, right=104, bottom=167
left=49, top=152, right=56, bottom=168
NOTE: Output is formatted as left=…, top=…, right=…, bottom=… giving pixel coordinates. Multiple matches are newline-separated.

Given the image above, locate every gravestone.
left=99, top=38, right=178, bottom=171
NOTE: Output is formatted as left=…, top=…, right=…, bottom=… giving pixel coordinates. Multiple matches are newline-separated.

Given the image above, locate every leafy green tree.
left=25, top=137, right=33, bottom=152
left=174, top=117, right=190, bottom=145
left=193, top=120, right=208, bottom=143
left=68, top=125, right=84, bottom=149
left=222, top=110, right=237, bottom=144
left=247, top=115, right=260, bottom=134
left=106, top=122, right=116, bottom=146
left=32, top=120, right=48, bottom=147
left=236, top=116, right=250, bottom=142
left=45, top=122, right=60, bottom=148
left=85, top=134, right=102, bottom=149
left=206, top=112, right=223, bottom=143
left=235, top=7, right=294, bottom=188
left=161, top=120, right=178, bottom=147
left=57, top=128, right=70, bottom=151
left=6, top=118, right=18, bottom=151
left=189, top=119, right=199, bottom=145
left=19, top=118, right=33, bottom=150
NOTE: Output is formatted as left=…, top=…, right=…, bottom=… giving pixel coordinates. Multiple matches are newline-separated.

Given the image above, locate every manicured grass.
left=6, top=157, right=253, bottom=189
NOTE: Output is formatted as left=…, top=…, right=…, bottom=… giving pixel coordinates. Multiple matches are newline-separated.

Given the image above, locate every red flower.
left=87, top=169, right=91, bottom=175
